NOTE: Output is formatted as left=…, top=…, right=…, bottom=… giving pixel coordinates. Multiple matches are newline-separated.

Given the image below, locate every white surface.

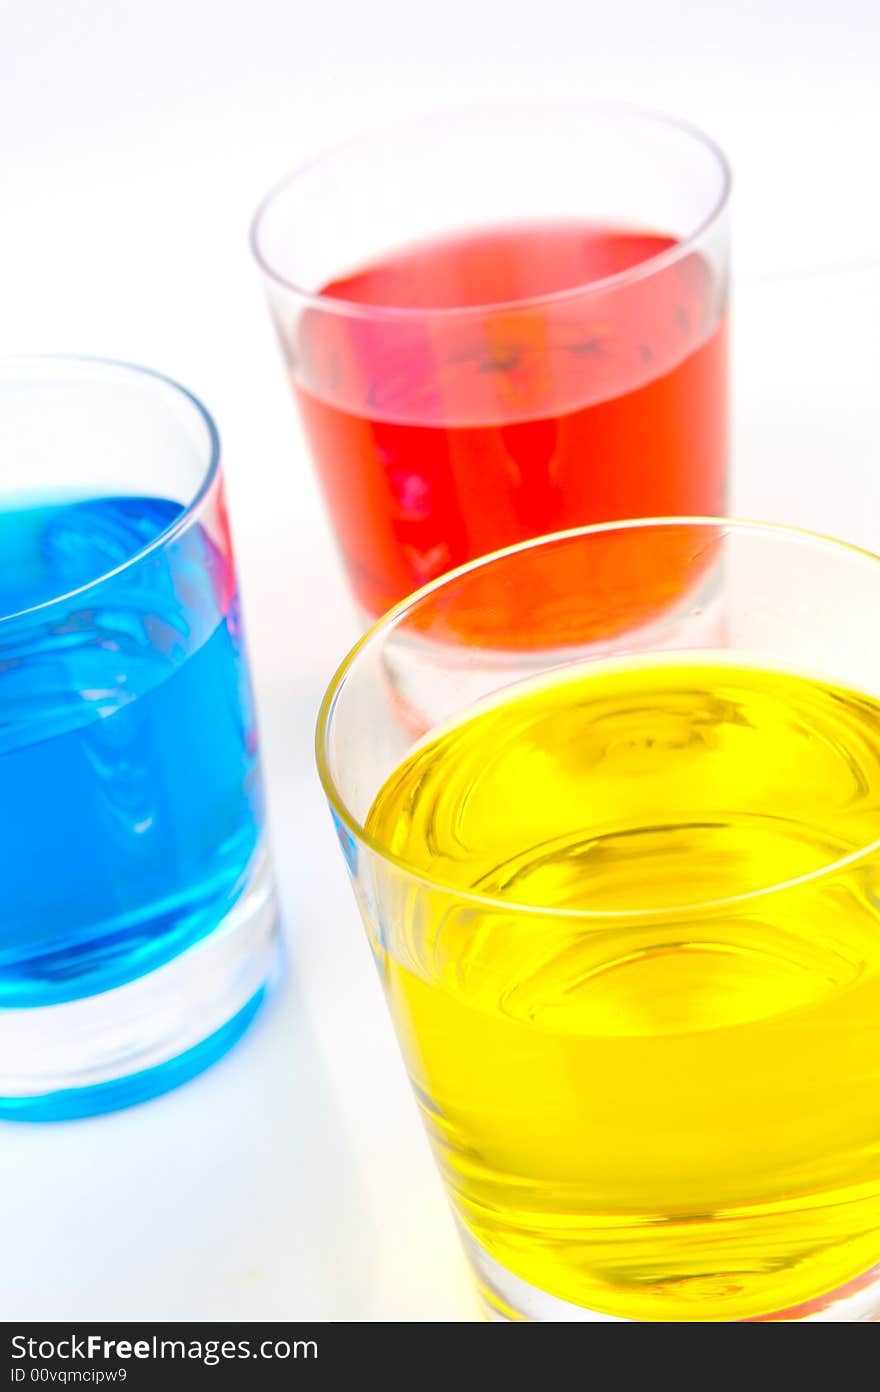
left=1, top=0, right=879, bottom=1322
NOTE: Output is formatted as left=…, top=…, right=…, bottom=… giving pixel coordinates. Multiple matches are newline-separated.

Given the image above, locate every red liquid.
left=291, top=222, right=728, bottom=622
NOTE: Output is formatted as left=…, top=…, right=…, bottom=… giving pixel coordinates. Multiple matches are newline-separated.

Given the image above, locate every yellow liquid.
left=365, top=658, right=880, bottom=1321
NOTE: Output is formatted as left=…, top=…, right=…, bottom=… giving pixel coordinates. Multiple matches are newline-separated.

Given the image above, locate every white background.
left=1, top=0, right=879, bottom=1322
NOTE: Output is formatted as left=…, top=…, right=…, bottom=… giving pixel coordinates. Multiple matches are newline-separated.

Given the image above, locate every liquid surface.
left=0, top=494, right=263, bottom=1005
left=292, top=221, right=727, bottom=617
left=366, top=658, right=880, bottom=1320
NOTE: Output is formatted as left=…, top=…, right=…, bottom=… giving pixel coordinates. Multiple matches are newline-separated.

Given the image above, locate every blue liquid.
left=0, top=494, right=264, bottom=1008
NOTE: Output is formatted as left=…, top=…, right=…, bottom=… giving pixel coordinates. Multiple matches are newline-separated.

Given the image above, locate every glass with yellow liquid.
left=317, top=520, right=880, bottom=1322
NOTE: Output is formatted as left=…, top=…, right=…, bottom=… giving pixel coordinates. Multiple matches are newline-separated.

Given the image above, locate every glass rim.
left=0, top=354, right=221, bottom=628
left=250, top=102, right=732, bottom=323
left=316, top=515, right=880, bottom=923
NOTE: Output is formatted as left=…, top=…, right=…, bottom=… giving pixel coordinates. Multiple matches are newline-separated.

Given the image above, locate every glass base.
left=0, top=849, right=280, bottom=1121
left=461, top=1228, right=880, bottom=1323
left=372, top=564, right=727, bottom=745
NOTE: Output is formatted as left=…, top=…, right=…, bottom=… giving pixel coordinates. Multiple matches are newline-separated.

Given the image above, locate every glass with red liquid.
left=252, top=109, right=730, bottom=632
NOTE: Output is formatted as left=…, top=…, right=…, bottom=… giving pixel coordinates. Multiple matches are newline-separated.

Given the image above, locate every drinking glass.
left=317, top=518, right=880, bottom=1322
left=0, top=358, right=279, bottom=1119
left=253, top=107, right=730, bottom=623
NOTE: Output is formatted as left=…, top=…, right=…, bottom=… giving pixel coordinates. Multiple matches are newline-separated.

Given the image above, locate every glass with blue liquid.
left=0, top=358, right=280, bottom=1119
